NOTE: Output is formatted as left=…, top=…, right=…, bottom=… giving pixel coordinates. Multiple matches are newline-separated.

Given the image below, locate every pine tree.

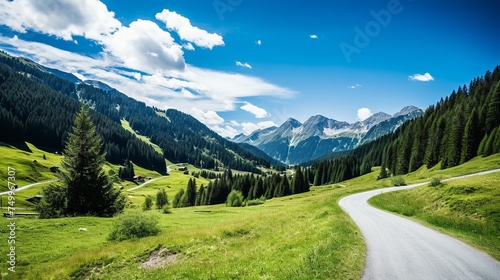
left=291, top=167, right=304, bottom=194
left=477, top=133, right=488, bottom=156
left=460, top=108, right=480, bottom=163
left=493, top=126, right=500, bottom=154
left=486, top=83, right=500, bottom=132
left=58, top=107, right=124, bottom=217
left=483, top=127, right=498, bottom=156
left=185, top=178, right=197, bottom=206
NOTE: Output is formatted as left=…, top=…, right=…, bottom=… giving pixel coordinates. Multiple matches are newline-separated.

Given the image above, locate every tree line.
left=172, top=167, right=310, bottom=208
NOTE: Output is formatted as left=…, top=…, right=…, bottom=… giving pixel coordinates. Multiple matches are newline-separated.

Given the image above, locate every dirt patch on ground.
left=140, top=245, right=180, bottom=269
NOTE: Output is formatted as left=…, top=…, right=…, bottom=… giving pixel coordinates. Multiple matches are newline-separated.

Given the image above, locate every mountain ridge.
left=232, top=106, right=424, bottom=164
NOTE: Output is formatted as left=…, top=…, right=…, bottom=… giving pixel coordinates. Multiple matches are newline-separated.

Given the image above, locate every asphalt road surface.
left=0, top=179, right=58, bottom=196
left=339, top=169, right=500, bottom=280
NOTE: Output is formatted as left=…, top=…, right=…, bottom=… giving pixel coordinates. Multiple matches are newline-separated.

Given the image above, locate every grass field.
left=0, top=142, right=210, bottom=209
left=1, top=141, right=499, bottom=279
left=369, top=168, right=500, bottom=260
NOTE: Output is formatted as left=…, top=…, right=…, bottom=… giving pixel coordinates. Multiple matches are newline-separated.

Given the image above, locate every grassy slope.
left=0, top=142, right=207, bottom=209
left=1, top=140, right=499, bottom=279
left=120, top=119, right=163, bottom=155
left=0, top=142, right=61, bottom=208
left=369, top=162, right=500, bottom=260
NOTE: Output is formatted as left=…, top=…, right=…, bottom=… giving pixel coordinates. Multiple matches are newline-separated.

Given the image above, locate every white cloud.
left=241, top=121, right=277, bottom=135
left=409, top=72, right=434, bottom=82
left=310, top=35, right=318, bottom=39
left=240, top=102, right=269, bottom=118
left=0, top=0, right=120, bottom=41
left=256, top=40, right=262, bottom=45
left=0, top=1, right=295, bottom=130
left=357, top=108, right=373, bottom=121
left=103, top=19, right=185, bottom=73
left=230, top=120, right=241, bottom=127
left=190, top=108, right=224, bottom=125
left=156, top=9, right=224, bottom=49
left=348, top=83, right=362, bottom=89
left=236, top=61, right=252, bottom=69
left=182, top=43, right=195, bottom=51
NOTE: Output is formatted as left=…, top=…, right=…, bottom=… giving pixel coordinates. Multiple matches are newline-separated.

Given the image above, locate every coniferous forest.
left=173, top=166, right=311, bottom=208
left=0, top=51, right=275, bottom=174
left=310, top=66, right=500, bottom=185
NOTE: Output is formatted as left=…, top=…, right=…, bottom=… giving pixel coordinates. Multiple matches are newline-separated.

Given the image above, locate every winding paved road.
left=0, top=179, right=58, bottom=196
left=339, top=169, right=500, bottom=280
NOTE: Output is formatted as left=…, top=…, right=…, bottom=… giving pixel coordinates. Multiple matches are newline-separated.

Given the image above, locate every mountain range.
left=232, top=106, right=424, bottom=164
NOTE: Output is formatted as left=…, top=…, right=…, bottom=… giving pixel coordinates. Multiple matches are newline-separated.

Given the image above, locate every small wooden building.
left=25, top=195, right=43, bottom=203
left=133, top=175, right=145, bottom=183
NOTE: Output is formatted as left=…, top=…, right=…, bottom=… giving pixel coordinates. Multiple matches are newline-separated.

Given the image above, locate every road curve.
left=339, top=169, right=500, bottom=280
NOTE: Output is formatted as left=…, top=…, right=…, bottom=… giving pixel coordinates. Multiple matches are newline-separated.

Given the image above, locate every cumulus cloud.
left=256, top=40, right=262, bottom=45
left=409, top=72, right=434, bottom=82
left=357, top=108, right=373, bottom=121
left=102, top=19, right=185, bottom=73
left=236, top=61, right=252, bottom=69
left=0, top=0, right=120, bottom=41
left=156, top=9, right=224, bottom=49
left=230, top=120, right=241, bottom=126
left=310, top=35, right=318, bottom=39
left=240, top=102, right=269, bottom=118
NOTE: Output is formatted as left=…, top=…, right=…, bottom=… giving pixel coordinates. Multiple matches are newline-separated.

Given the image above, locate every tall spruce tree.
left=460, top=108, right=480, bottom=163
left=59, top=107, right=124, bottom=217
left=486, top=83, right=500, bottom=132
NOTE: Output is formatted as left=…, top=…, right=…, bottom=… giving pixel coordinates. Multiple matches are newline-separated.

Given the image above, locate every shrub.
left=162, top=204, right=172, bottom=214
left=108, top=210, right=160, bottom=241
left=391, top=176, right=406, bottom=186
left=429, top=177, right=443, bottom=187
left=156, top=189, right=169, bottom=209
left=226, top=190, right=244, bottom=207
left=142, top=195, right=153, bottom=211
left=247, top=196, right=266, bottom=206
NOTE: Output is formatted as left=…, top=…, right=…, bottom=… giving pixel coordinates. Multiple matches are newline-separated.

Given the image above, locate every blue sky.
left=0, top=0, right=499, bottom=137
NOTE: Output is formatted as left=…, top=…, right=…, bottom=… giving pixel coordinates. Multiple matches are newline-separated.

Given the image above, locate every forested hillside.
left=0, top=51, right=274, bottom=174
left=0, top=62, right=166, bottom=173
left=311, top=66, right=500, bottom=185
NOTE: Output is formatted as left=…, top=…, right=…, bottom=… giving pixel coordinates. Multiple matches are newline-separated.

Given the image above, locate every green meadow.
left=0, top=142, right=499, bottom=279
